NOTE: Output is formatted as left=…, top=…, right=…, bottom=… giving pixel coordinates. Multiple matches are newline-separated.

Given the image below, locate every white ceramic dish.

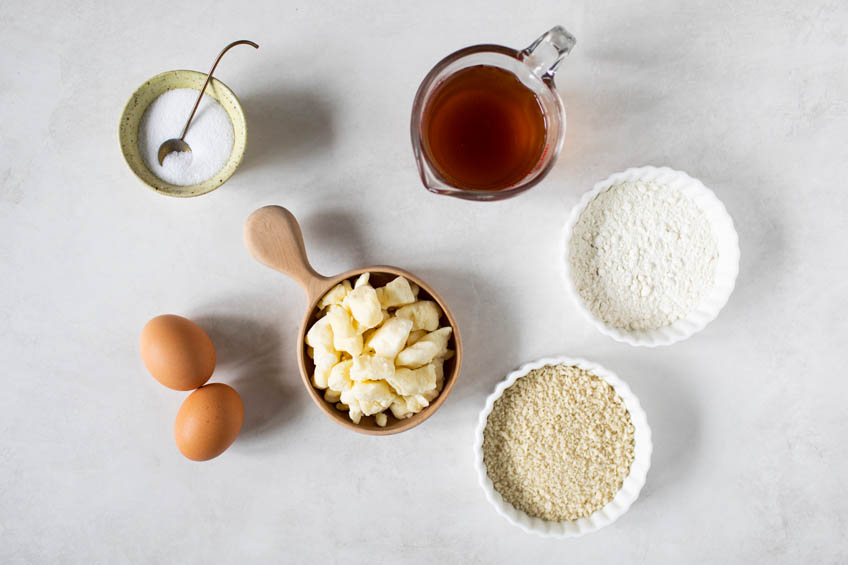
left=473, top=356, right=652, bottom=537
left=562, top=166, right=740, bottom=347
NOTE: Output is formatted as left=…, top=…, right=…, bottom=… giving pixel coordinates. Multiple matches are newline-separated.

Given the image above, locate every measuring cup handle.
left=244, top=206, right=329, bottom=301
left=520, top=26, right=576, bottom=82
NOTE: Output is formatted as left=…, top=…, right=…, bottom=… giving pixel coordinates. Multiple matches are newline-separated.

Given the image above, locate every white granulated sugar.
left=138, top=88, right=234, bottom=186
left=569, top=181, right=718, bottom=331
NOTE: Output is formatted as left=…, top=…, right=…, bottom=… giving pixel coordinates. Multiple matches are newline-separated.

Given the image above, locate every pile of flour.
left=568, top=181, right=718, bottom=331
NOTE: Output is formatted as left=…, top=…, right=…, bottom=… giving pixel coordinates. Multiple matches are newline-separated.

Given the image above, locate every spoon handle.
left=244, top=206, right=330, bottom=301
left=179, top=39, right=259, bottom=141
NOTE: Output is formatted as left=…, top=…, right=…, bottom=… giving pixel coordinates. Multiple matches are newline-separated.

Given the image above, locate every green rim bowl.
left=118, top=70, right=247, bottom=198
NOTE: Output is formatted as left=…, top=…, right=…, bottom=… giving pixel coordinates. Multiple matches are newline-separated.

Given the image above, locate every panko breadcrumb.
left=482, top=364, right=635, bottom=521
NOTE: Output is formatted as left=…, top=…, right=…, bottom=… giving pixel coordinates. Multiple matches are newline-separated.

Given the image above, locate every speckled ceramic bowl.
left=118, top=70, right=247, bottom=198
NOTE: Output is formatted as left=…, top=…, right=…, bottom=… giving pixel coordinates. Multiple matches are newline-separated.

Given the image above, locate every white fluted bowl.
left=563, top=166, right=740, bottom=347
left=474, top=356, right=652, bottom=537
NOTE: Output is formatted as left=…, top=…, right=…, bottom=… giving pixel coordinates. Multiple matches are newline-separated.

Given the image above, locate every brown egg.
left=140, top=314, right=215, bottom=391
left=174, top=383, right=244, bottom=461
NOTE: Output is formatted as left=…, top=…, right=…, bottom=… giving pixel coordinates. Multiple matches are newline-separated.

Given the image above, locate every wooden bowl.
left=243, top=206, right=462, bottom=435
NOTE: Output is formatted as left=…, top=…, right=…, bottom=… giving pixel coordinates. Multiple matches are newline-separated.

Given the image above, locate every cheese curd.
left=376, top=276, right=417, bottom=309
left=306, top=275, right=453, bottom=426
left=366, top=317, right=413, bottom=358
left=328, top=360, right=353, bottom=392
left=395, top=301, right=442, bottom=332
left=343, top=284, right=383, bottom=329
left=396, top=327, right=452, bottom=368
left=406, top=329, right=427, bottom=346
left=387, top=364, right=438, bottom=396
left=325, top=305, right=357, bottom=339
left=305, top=317, right=333, bottom=351
left=351, top=355, right=395, bottom=382
left=312, top=347, right=339, bottom=390
left=317, top=280, right=351, bottom=310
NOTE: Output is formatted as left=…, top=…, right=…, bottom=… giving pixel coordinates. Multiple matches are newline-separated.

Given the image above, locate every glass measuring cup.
left=410, top=26, right=576, bottom=201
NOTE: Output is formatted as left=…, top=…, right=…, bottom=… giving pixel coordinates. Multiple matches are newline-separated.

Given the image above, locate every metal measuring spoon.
left=157, top=39, right=258, bottom=166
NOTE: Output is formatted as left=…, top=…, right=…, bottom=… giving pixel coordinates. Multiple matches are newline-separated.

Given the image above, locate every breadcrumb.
left=482, top=364, right=635, bottom=521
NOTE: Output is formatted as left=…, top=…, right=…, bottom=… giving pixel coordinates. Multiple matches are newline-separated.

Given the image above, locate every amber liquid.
left=421, top=65, right=547, bottom=191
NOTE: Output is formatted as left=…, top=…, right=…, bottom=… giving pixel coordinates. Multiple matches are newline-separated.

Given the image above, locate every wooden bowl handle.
left=244, top=206, right=329, bottom=301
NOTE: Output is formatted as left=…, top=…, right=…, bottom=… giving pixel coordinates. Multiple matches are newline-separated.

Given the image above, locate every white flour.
left=138, top=88, right=234, bottom=186
left=569, top=181, right=718, bottom=331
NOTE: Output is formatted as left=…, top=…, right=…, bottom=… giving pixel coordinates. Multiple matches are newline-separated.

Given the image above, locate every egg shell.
left=140, top=314, right=216, bottom=391
left=174, top=383, right=243, bottom=461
